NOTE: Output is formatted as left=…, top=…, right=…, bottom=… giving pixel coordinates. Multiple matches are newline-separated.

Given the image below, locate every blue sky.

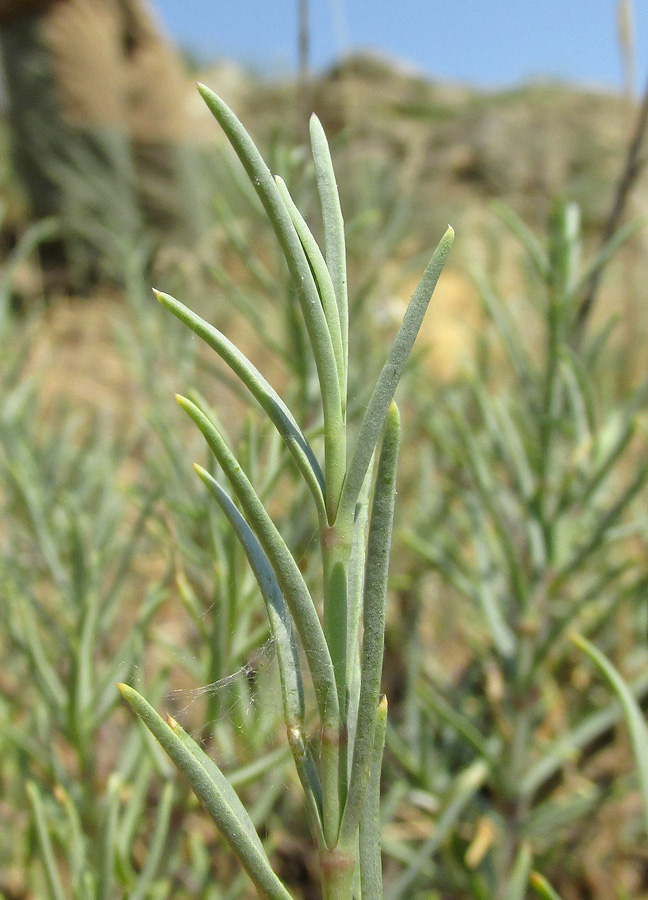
left=155, top=1, right=648, bottom=93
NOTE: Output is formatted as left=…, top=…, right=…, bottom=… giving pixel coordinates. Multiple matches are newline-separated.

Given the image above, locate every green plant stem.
left=319, top=848, right=356, bottom=900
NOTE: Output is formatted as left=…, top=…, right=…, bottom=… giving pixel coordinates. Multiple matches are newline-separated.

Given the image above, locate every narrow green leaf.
left=472, top=267, right=534, bottom=387
left=530, top=871, right=564, bottom=900
left=571, top=633, right=648, bottom=837
left=578, top=415, right=636, bottom=510
left=556, top=454, right=648, bottom=584
left=386, top=760, right=489, bottom=900
left=97, top=775, right=121, bottom=900
left=226, top=745, right=291, bottom=789
left=310, top=114, right=348, bottom=387
left=117, top=756, right=153, bottom=873
left=196, top=472, right=305, bottom=728
left=196, top=85, right=345, bottom=518
left=118, top=683, right=294, bottom=900
left=340, top=404, right=400, bottom=847
left=179, top=396, right=337, bottom=728
left=129, top=781, right=174, bottom=900
left=16, top=599, right=67, bottom=715
left=155, top=290, right=326, bottom=521
left=568, top=215, right=647, bottom=304
left=491, top=399, right=537, bottom=502
left=275, top=175, right=345, bottom=408
left=473, top=520, right=517, bottom=659
left=169, top=719, right=268, bottom=856
left=359, top=696, right=388, bottom=900
left=196, top=465, right=326, bottom=845
left=520, top=666, right=648, bottom=798
left=507, top=841, right=533, bottom=900
left=451, top=407, right=528, bottom=607
left=492, top=202, right=549, bottom=280
left=340, top=227, right=453, bottom=521
left=346, top=463, right=374, bottom=758
left=55, top=786, right=87, bottom=886
left=417, top=681, right=499, bottom=766
left=26, top=782, right=66, bottom=900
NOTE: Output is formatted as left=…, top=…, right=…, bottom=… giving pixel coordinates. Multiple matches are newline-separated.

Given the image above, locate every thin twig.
left=574, top=74, right=648, bottom=339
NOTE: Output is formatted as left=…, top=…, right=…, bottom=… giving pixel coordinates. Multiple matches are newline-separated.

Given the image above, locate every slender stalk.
left=574, top=72, right=648, bottom=336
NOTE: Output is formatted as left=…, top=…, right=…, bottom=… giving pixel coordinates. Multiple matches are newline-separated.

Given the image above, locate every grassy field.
left=2, top=60, right=648, bottom=900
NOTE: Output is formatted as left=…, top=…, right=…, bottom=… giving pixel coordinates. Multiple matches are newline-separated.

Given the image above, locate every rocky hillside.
left=202, top=53, right=645, bottom=235
left=198, top=54, right=648, bottom=374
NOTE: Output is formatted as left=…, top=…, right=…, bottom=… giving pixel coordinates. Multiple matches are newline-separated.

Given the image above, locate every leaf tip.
left=116, top=682, right=134, bottom=704
left=193, top=462, right=210, bottom=483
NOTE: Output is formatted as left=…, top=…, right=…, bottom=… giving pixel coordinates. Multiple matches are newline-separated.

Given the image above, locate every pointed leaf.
left=572, top=633, right=648, bottom=837
left=310, top=114, right=348, bottom=384
left=178, top=396, right=337, bottom=726
left=156, top=290, right=326, bottom=519
left=340, top=227, right=453, bottom=520
left=118, top=683, right=293, bottom=900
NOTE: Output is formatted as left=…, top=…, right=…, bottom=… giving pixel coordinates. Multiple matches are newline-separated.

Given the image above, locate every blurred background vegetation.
left=3, top=3, right=648, bottom=899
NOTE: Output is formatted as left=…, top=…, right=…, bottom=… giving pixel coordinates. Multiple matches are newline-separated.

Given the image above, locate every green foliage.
left=2, top=84, right=648, bottom=900
left=399, top=199, right=648, bottom=896
left=120, top=87, right=452, bottom=900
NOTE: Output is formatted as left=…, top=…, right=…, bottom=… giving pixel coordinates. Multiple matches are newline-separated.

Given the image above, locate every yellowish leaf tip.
left=116, top=682, right=131, bottom=700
